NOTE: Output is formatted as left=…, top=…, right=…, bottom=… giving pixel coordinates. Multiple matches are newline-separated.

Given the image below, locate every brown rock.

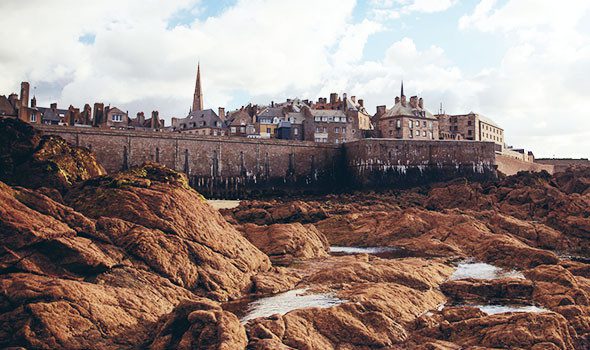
left=240, top=223, right=329, bottom=265
left=149, top=300, right=248, bottom=350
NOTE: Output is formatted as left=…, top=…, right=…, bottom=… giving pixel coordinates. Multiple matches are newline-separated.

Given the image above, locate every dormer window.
left=112, top=114, right=122, bottom=122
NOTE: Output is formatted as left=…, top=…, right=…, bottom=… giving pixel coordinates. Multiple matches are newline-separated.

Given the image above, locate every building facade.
left=378, top=94, right=439, bottom=140
left=437, top=112, right=504, bottom=152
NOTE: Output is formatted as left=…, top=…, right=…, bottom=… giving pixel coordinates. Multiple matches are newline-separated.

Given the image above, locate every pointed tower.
left=400, top=80, right=404, bottom=97
left=192, top=62, right=203, bottom=112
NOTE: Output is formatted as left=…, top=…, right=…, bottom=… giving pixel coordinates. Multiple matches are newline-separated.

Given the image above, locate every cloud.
left=369, top=0, right=458, bottom=19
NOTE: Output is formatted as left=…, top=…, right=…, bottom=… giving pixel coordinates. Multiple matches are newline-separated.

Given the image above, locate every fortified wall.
left=344, top=139, right=497, bottom=188
left=38, top=126, right=498, bottom=198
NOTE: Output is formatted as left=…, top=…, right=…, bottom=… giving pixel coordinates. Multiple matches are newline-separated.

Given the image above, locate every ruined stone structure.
left=37, top=125, right=498, bottom=198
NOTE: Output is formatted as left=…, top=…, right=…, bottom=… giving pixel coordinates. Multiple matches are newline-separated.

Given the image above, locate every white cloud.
left=370, top=0, right=458, bottom=19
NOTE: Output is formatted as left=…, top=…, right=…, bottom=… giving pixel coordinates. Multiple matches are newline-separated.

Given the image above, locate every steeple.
left=400, top=80, right=404, bottom=97
left=192, top=62, right=203, bottom=112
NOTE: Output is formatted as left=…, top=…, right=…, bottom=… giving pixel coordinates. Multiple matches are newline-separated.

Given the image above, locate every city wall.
left=496, top=154, right=554, bottom=176
left=344, top=139, right=497, bottom=188
left=535, top=158, right=590, bottom=173
left=38, top=125, right=343, bottom=198
left=38, top=126, right=499, bottom=197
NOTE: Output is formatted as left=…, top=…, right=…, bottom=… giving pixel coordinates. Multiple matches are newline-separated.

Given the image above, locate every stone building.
left=128, top=111, right=165, bottom=130
left=38, top=103, right=67, bottom=125
left=378, top=84, right=439, bottom=140
left=303, top=108, right=351, bottom=144
left=0, top=82, right=42, bottom=124
left=256, top=105, right=284, bottom=138
left=310, top=92, right=372, bottom=141
left=226, top=108, right=256, bottom=137
left=104, top=106, right=129, bottom=129
left=170, top=63, right=227, bottom=136
left=436, top=112, right=504, bottom=152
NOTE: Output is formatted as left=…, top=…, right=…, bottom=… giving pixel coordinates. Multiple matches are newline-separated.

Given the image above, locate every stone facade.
left=378, top=95, right=439, bottom=140
left=437, top=112, right=504, bottom=152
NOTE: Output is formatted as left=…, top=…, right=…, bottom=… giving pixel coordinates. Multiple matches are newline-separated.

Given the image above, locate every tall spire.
left=400, top=80, right=404, bottom=97
left=192, top=62, right=203, bottom=112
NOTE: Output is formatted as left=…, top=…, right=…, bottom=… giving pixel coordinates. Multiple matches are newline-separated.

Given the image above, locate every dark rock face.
left=0, top=117, right=105, bottom=191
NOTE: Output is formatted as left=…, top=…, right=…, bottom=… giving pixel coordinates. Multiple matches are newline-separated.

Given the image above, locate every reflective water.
left=329, top=246, right=420, bottom=259
left=238, top=288, right=345, bottom=322
left=473, top=304, right=548, bottom=315
left=330, top=246, right=400, bottom=254
left=450, top=262, right=525, bottom=280
left=207, top=200, right=241, bottom=210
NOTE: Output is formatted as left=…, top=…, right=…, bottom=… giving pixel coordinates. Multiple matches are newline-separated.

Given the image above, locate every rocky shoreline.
left=0, top=118, right=589, bottom=349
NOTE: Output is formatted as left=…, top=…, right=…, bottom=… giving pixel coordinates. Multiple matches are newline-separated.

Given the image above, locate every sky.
left=1, top=0, right=589, bottom=158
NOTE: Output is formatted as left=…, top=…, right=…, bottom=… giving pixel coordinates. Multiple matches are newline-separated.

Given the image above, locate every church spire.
left=192, top=62, right=203, bottom=112
left=400, top=80, right=404, bottom=97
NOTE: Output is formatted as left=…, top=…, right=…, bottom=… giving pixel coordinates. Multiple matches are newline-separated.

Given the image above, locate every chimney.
left=376, top=105, right=386, bottom=116
left=271, top=101, right=274, bottom=107
left=151, top=111, right=159, bottom=129
left=329, top=93, right=338, bottom=104
left=218, top=107, right=225, bottom=120
left=92, top=102, right=104, bottom=127
left=351, top=96, right=356, bottom=103
left=342, top=93, right=347, bottom=100
left=50, top=102, right=57, bottom=110
left=20, top=82, right=30, bottom=108
left=395, top=96, right=400, bottom=104
left=31, top=96, right=37, bottom=108
left=418, top=97, right=424, bottom=109
left=358, top=99, right=364, bottom=107
left=410, top=96, right=418, bottom=108
left=137, top=112, right=145, bottom=125
left=401, top=95, right=407, bottom=107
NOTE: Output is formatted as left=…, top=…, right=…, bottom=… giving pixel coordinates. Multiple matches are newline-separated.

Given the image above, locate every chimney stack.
left=329, top=93, right=338, bottom=104
left=137, top=112, right=145, bottom=125
left=376, top=105, right=386, bottom=116
left=151, top=111, right=159, bottom=129
left=401, top=95, right=407, bottom=107
left=31, top=96, right=37, bottom=108
left=410, top=96, right=418, bottom=108
left=358, top=99, right=364, bottom=107
left=218, top=107, right=225, bottom=120
left=92, top=103, right=104, bottom=127
left=18, top=82, right=30, bottom=120
left=351, top=96, right=356, bottom=103
left=50, top=102, right=57, bottom=110
left=395, top=96, right=400, bottom=104
left=418, top=97, right=424, bottom=109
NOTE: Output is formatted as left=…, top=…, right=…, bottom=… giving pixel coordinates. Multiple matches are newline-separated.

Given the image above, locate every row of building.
left=1, top=64, right=529, bottom=159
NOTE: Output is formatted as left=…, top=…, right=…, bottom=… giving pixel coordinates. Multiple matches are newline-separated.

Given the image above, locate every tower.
left=192, top=62, right=203, bottom=112
left=400, top=80, right=404, bottom=98
left=18, top=82, right=30, bottom=121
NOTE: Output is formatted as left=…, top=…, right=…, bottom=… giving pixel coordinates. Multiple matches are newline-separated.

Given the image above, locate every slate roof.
left=176, top=109, right=224, bottom=129
left=383, top=101, right=436, bottom=120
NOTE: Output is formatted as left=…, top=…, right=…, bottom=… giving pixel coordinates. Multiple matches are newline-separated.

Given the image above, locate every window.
left=334, top=117, right=340, bottom=122
left=335, top=139, right=339, bottom=144
left=294, top=128, right=298, bottom=135
left=396, top=119, right=401, bottom=128
left=335, top=127, right=339, bottom=133
left=423, top=131, right=426, bottom=137
left=343, top=127, right=347, bottom=133
left=428, top=121, right=432, bottom=129
left=240, top=126, right=246, bottom=133
left=415, top=130, right=420, bottom=136
left=467, top=120, right=472, bottom=126
left=468, top=130, right=472, bottom=136
left=315, top=127, right=320, bottom=132
left=323, top=127, right=327, bottom=133
left=409, top=131, right=413, bottom=138
left=112, top=114, right=122, bottom=122
left=31, top=114, right=36, bottom=122
left=428, top=131, right=433, bottom=139
left=231, top=127, right=236, bottom=133
left=423, top=121, right=427, bottom=127
left=266, top=127, right=271, bottom=133
left=409, top=120, right=413, bottom=128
